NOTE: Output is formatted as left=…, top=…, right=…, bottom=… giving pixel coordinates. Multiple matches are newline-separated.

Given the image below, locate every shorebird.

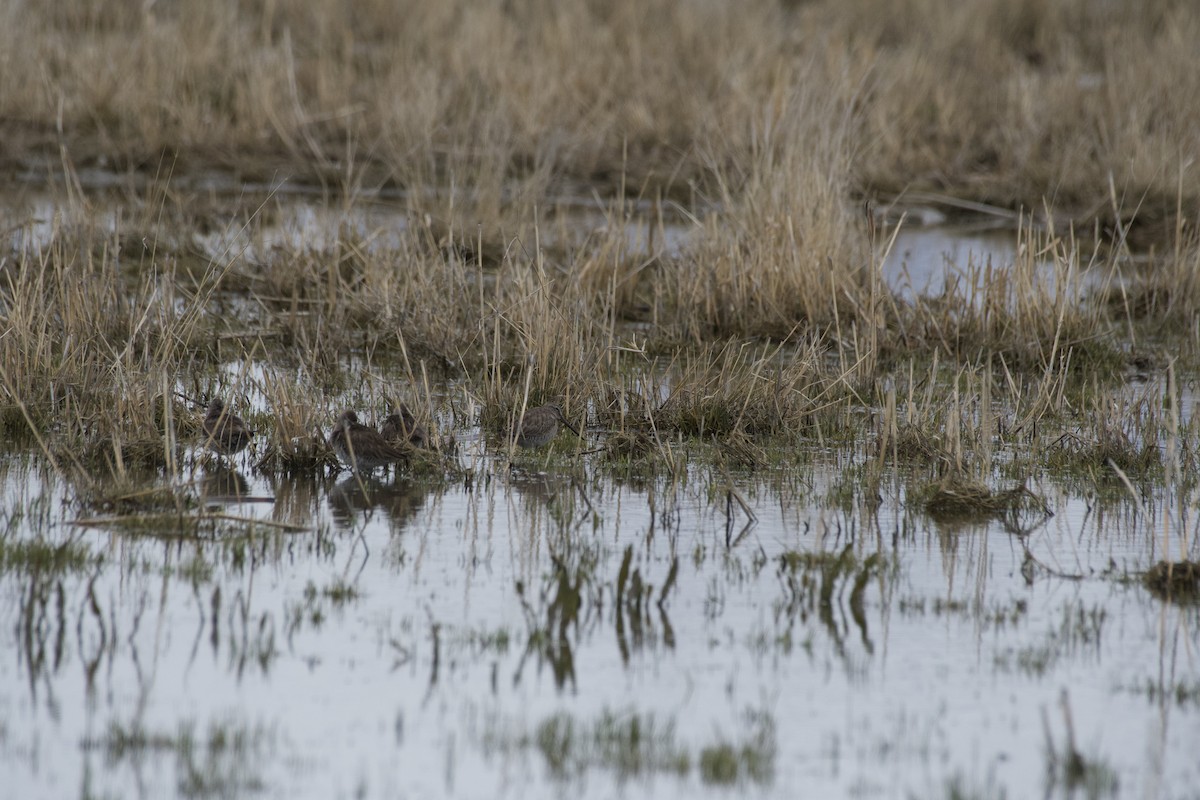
left=380, top=400, right=428, bottom=449
left=202, top=398, right=256, bottom=458
left=515, top=402, right=583, bottom=449
left=330, top=410, right=410, bottom=472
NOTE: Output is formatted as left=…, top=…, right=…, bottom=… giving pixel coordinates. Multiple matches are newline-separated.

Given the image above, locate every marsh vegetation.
left=1, top=0, right=1198, bottom=797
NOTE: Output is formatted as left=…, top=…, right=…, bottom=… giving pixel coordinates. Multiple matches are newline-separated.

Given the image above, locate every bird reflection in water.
left=328, top=476, right=426, bottom=531
left=264, top=473, right=322, bottom=530
left=200, top=464, right=252, bottom=502
left=508, top=470, right=573, bottom=508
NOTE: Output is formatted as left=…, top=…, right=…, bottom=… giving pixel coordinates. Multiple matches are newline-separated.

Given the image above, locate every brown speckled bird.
left=380, top=401, right=428, bottom=449
left=202, top=398, right=256, bottom=457
left=330, top=410, right=410, bottom=472
left=515, top=402, right=582, bottom=449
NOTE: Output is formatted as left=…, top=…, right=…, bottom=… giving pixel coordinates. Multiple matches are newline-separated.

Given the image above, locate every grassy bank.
left=1, top=0, right=1196, bottom=236
left=1, top=184, right=1197, bottom=487
left=1, top=0, right=1199, bottom=484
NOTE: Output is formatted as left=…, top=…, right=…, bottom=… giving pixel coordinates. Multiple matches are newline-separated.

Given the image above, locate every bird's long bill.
left=559, top=416, right=584, bottom=440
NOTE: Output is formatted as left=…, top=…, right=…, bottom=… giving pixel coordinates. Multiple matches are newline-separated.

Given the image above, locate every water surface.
left=1, top=426, right=1196, bottom=799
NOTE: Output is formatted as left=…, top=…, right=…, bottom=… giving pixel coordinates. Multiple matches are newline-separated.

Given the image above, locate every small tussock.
left=418, top=215, right=513, bottom=270
left=485, top=708, right=774, bottom=786
left=406, top=445, right=469, bottom=480
left=1143, top=561, right=1200, bottom=604
left=1103, top=230, right=1200, bottom=327
left=81, top=719, right=271, bottom=797
left=897, top=219, right=1127, bottom=374
left=46, top=393, right=199, bottom=474
left=699, top=740, right=773, bottom=787
left=78, top=436, right=172, bottom=472
left=531, top=711, right=690, bottom=780
left=716, top=430, right=766, bottom=470
left=922, top=476, right=995, bottom=519
left=253, top=434, right=340, bottom=475
left=0, top=405, right=38, bottom=441
left=603, top=429, right=656, bottom=463
left=1045, top=431, right=1161, bottom=483
left=889, top=424, right=951, bottom=465
left=657, top=389, right=738, bottom=437
left=592, top=388, right=643, bottom=430
left=647, top=341, right=829, bottom=439
left=921, top=476, right=1042, bottom=523
left=256, top=426, right=461, bottom=480
left=778, top=545, right=867, bottom=576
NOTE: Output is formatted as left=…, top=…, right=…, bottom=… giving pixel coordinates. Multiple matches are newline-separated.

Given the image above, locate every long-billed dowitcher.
left=202, top=397, right=256, bottom=457
left=515, top=402, right=582, bottom=449
left=330, top=410, right=410, bottom=472
left=380, top=400, right=428, bottom=449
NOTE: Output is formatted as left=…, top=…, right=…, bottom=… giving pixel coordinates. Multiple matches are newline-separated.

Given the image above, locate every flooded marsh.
left=1, top=285, right=1198, bottom=798
left=3, top=0, right=1200, bottom=797
left=2, top=447, right=1198, bottom=798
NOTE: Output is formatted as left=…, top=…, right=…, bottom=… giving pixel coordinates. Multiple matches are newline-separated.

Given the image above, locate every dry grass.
left=2, top=0, right=1200, bottom=485
left=920, top=475, right=1046, bottom=526
left=1107, top=222, right=1200, bottom=327
left=0, top=185, right=1194, bottom=481
left=0, top=0, right=789, bottom=205
left=2, top=0, right=1196, bottom=234
left=893, top=218, right=1132, bottom=376
left=835, top=0, right=1200, bottom=230
left=0, top=208, right=204, bottom=471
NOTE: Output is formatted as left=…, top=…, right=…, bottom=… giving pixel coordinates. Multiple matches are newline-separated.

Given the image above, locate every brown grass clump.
left=664, top=64, right=872, bottom=340
left=4, top=0, right=1200, bottom=486
left=891, top=424, right=952, bottom=466
left=252, top=433, right=339, bottom=476
left=1045, top=433, right=1161, bottom=484
left=921, top=475, right=1044, bottom=524
left=649, top=340, right=832, bottom=438
left=3, top=0, right=1194, bottom=238
left=1107, top=222, right=1200, bottom=327
left=715, top=430, right=767, bottom=471
left=1043, top=383, right=1166, bottom=484
left=475, top=255, right=608, bottom=434
left=840, top=0, right=1200, bottom=226
left=901, top=221, right=1124, bottom=371
left=923, top=476, right=996, bottom=519
left=0, top=215, right=220, bottom=473
left=603, top=429, right=656, bottom=463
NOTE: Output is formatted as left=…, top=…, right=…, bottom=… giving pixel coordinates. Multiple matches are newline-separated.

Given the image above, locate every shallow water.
left=5, top=181, right=1027, bottom=300
left=2, top=185, right=1196, bottom=799
left=1, top=422, right=1197, bottom=800
left=882, top=221, right=1020, bottom=300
